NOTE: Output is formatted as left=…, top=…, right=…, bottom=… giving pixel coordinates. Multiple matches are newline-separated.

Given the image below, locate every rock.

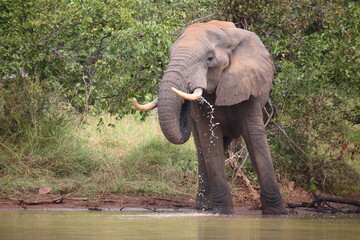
left=39, top=186, right=53, bottom=195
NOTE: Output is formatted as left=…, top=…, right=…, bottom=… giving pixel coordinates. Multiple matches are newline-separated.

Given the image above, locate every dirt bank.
left=1, top=183, right=358, bottom=214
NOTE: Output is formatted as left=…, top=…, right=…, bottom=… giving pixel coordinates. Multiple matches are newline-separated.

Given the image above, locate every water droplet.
left=197, top=97, right=219, bottom=139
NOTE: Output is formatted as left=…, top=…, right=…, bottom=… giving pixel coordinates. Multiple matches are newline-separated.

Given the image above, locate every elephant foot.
left=211, top=196, right=235, bottom=215
left=261, top=205, right=288, bottom=215
left=260, top=189, right=288, bottom=215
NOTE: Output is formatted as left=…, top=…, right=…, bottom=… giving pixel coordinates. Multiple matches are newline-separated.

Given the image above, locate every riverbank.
left=1, top=182, right=358, bottom=215
left=1, top=115, right=359, bottom=214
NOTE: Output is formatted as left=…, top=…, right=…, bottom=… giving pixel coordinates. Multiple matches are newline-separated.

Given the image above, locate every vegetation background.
left=0, top=0, right=359, bottom=199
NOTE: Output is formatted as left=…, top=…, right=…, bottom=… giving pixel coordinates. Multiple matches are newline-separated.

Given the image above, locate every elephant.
left=132, top=20, right=287, bottom=215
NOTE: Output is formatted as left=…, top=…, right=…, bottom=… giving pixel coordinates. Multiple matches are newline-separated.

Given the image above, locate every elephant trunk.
left=158, top=70, right=192, bottom=145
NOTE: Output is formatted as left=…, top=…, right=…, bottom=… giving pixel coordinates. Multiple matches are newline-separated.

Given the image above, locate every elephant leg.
left=239, top=98, right=288, bottom=215
left=192, top=104, right=235, bottom=214
left=192, top=119, right=213, bottom=210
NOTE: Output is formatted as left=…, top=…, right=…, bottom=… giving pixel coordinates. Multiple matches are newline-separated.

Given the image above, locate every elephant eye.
left=207, top=56, right=214, bottom=65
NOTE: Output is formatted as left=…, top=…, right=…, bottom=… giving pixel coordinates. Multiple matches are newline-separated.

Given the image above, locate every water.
left=198, top=97, right=219, bottom=139
left=0, top=210, right=359, bottom=240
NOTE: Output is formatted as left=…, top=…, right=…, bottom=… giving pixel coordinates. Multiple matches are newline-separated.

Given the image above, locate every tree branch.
left=94, top=33, right=111, bottom=57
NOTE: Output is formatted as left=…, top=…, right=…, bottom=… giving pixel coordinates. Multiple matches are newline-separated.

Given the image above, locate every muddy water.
left=0, top=210, right=359, bottom=240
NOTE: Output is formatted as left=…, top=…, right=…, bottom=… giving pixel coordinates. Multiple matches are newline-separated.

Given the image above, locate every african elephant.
left=133, top=20, right=287, bottom=215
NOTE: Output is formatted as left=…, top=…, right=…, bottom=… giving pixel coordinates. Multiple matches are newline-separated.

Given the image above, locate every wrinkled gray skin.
left=157, top=21, right=287, bottom=215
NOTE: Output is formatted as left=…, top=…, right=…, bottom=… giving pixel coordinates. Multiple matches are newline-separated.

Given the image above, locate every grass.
left=0, top=112, right=198, bottom=197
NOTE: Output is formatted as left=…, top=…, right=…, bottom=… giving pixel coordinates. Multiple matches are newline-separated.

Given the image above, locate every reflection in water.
left=0, top=210, right=359, bottom=240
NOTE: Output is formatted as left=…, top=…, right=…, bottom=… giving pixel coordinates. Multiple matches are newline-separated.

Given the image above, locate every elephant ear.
left=215, top=28, right=274, bottom=106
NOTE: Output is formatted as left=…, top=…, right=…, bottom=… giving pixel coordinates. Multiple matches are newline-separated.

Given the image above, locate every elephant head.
left=134, top=21, right=274, bottom=144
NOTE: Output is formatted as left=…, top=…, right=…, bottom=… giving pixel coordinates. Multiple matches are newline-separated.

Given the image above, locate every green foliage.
left=0, top=0, right=213, bottom=117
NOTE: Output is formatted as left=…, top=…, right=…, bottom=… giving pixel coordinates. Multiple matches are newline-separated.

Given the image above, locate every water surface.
left=0, top=210, right=359, bottom=239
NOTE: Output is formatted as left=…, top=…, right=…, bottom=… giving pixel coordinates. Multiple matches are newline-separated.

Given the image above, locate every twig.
left=94, top=33, right=111, bottom=57
left=225, top=146, right=247, bottom=164
left=17, top=193, right=73, bottom=206
left=264, top=99, right=274, bottom=127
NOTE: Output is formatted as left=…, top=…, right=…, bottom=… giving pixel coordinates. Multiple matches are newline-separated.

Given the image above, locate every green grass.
left=0, top=113, right=197, bottom=197
left=80, top=114, right=198, bottom=196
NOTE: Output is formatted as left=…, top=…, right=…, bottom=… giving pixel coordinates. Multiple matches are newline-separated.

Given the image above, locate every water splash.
left=198, top=97, right=219, bottom=139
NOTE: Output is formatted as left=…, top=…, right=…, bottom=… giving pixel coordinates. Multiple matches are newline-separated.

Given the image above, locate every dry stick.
left=264, top=101, right=274, bottom=128
left=308, top=192, right=360, bottom=208
left=288, top=192, right=360, bottom=213
left=18, top=193, right=73, bottom=206
left=225, top=146, right=247, bottom=164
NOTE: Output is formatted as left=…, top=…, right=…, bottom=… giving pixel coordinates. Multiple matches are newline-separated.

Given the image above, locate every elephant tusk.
left=132, top=98, right=158, bottom=111
left=171, top=87, right=203, bottom=101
